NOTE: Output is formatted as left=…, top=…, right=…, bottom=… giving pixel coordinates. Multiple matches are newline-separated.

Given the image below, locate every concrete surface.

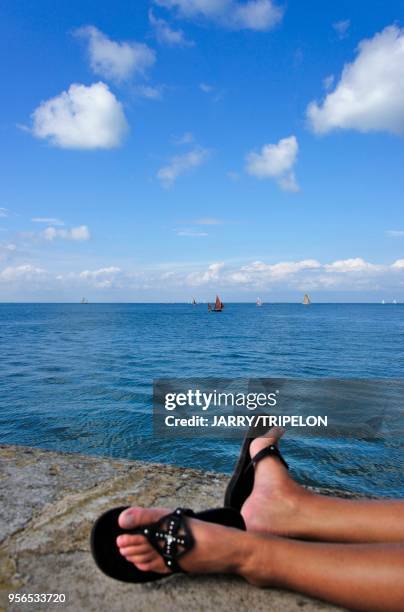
left=0, top=445, right=343, bottom=612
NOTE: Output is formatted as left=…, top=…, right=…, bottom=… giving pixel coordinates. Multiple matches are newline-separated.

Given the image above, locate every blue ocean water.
left=0, top=303, right=403, bottom=497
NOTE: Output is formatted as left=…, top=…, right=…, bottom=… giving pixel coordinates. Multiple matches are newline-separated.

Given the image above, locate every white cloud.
left=278, top=173, right=299, bottom=192
left=181, top=256, right=400, bottom=291
left=155, top=0, right=227, bottom=19
left=154, top=0, right=283, bottom=31
left=75, top=26, right=155, bottom=81
left=149, top=9, right=194, bottom=46
left=134, top=85, right=163, bottom=99
left=176, top=230, right=208, bottom=236
left=69, top=226, right=91, bottom=241
left=324, top=257, right=380, bottom=273
left=32, top=217, right=64, bottom=226
left=307, top=25, right=404, bottom=135
left=323, top=74, right=334, bottom=90
left=188, top=259, right=316, bottom=287
left=2, top=257, right=404, bottom=296
left=79, top=266, right=120, bottom=279
left=0, top=264, right=46, bottom=282
left=78, top=266, right=121, bottom=288
left=42, top=227, right=60, bottom=241
left=0, top=208, right=8, bottom=218
left=195, top=217, right=221, bottom=225
left=0, top=243, right=17, bottom=262
left=333, top=19, right=350, bottom=39
left=199, top=82, right=225, bottom=101
left=157, top=147, right=209, bottom=187
left=386, top=230, right=404, bottom=237
left=187, top=261, right=224, bottom=284
left=42, top=225, right=90, bottom=241
left=174, top=131, right=194, bottom=145
left=199, top=82, right=214, bottom=93
left=246, top=135, right=299, bottom=192
left=182, top=256, right=404, bottom=292
left=231, top=0, right=282, bottom=30
left=235, top=259, right=321, bottom=281
left=31, top=82, right=128, bottom=149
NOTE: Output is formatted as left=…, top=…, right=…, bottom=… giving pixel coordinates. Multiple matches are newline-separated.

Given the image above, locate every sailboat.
left=191, top=297, right=197, bottom=305
left=256, top=297, right=263, bottom=307
left=392, top=299, right=397, bottom=304
left=80, top=297, right=89, bottom=304
left=302, top=293, right=311, bottom=305
left=209, top=295, right=224, bottom=312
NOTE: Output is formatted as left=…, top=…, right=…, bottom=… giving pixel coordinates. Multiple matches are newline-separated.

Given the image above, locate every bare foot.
left=116, top=506, right=250, bottom=576
left=241, top=428, right=311, bottom=537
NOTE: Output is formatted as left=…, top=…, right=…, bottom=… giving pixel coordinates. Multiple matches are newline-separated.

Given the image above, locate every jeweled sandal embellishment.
left=139, top=507, right=195, bottom=572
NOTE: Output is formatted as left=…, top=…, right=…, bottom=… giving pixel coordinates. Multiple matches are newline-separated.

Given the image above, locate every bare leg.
left=241, top=431, right=404, bottom=543
left=117, top=506, right=404, bottom=612
left=246, top=534, right=404, bottom=612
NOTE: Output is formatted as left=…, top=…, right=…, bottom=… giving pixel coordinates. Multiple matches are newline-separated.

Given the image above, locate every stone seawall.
left=0, top=445, right=343, bottom=612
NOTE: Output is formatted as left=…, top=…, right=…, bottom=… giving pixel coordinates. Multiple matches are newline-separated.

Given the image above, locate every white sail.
left=302, top=293, right=311, bottom=305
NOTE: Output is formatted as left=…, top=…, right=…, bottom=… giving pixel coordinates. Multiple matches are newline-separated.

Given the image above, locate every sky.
left=1, top=0, right=404, bottom=302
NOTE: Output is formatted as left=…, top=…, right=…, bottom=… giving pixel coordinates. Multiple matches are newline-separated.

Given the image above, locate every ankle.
left=249, top=479, right=314, bottom=539
left=285, top=486, right=319, bottom=538
left=239, top=532, right=277, bottom=586
left=236, top=532, right=258, bottom=578
left=212, top=526, right=257, bottom=576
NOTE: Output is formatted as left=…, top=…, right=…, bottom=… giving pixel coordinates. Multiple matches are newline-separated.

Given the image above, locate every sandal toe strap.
left=139, top=508, right=195, bottom=573
left=245, top=444, right=289, bottom=472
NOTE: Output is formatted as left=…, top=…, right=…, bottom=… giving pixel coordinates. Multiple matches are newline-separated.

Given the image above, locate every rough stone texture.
left=0, top=445, right=343, bottom=612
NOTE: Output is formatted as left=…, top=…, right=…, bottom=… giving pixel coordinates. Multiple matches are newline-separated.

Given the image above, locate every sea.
left=0, top=303, right=403, bottom=497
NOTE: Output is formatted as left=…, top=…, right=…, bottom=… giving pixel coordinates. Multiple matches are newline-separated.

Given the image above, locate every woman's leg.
left=117, top=506, right=404, bottom=612
left=241, top=431, right=404, bottom=543
left=246, top=534, right=404, bottom=612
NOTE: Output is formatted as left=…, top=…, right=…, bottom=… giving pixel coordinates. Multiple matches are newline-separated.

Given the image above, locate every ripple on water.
left=0, top=303, right=403, bottom=497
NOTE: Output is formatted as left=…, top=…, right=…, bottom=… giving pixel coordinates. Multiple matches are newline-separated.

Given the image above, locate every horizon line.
left=0, top=301, right=401, bottom=305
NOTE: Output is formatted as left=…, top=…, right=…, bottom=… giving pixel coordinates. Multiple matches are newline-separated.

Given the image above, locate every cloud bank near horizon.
left=1, top=257, right=404, bottom=298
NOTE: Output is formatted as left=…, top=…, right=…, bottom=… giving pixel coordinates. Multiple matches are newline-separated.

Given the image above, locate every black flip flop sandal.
left=224, top=426, right=288, bottom=511
left=91, top=506, right=245, bottom=583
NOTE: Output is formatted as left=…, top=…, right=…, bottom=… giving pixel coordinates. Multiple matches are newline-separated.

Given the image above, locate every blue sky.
left=1, top=0, right=404, bottom=301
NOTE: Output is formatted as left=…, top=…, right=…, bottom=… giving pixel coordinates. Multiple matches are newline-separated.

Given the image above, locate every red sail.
left=215, top=295, right=223, bottom=310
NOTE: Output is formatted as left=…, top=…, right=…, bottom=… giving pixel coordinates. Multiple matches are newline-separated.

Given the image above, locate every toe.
left=118, top=506, right=169, bottom=530
left=124, top=551, right=156, bottom=565
left=250, top=426, right=285, bottom=458
left=136, top=560, right=169, bottom=573
left=119, top=544, right=152, bottom=557
left=116, top=533, right=146, bottom=547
